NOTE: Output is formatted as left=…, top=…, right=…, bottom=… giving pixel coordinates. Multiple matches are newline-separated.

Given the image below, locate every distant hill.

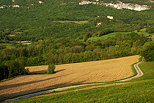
left=0, top=0, right=154, bottom=40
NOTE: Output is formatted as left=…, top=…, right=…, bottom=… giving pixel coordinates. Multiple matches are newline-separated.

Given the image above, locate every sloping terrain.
left=5, top=58, right=154, bottom=103
left=0, top=0, right=154, bottom=40
left=0, top=55, right=139, bottom=101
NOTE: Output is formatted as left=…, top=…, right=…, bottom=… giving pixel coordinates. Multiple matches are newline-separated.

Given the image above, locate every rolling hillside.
left=0, top=0, right=154, bottom=83
left=0, top=0, right=154, bottom=102
left=5, top=59, right=154, bottom=103
left=0, top=0, right=154, bottom=40
left=0, top=55, right=139, bottom=101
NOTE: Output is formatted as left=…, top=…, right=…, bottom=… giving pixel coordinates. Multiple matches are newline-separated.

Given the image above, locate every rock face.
left=79, top=0, right=150, bottom=11
left=0, top=5, right=20, bottom=8
left=96, top=22, right=102, bottom=27
left=12, top=5, right=20, bottom=8
left=149, top=0, right=154, bottom=3
left=38, top=1, right=43, bottom=4
left=107, top=16, right=113, bottom=20
left=79, top=1, right=93, bottom=5
left=0, top=6, right=4, bottom=8
left=104, top=1, right=150, bottom=11
left=0, top=0, right=44, bottom=9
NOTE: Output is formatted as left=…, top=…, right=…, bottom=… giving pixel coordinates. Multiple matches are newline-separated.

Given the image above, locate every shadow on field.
left=29, top=70, right=48, bottom=74
left=0, top=80, right=86, bottom=102
left=55, top=69, right=65, bottom=73
left=0, top=74, right=68, bottom=90
left=29, top=69, right=65, bottom=74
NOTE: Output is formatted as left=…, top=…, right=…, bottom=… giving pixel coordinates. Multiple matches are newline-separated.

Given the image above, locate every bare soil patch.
left=16, top=41, right=32, bottom=45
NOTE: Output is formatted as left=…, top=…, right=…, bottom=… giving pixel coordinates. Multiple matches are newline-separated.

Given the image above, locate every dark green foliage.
left=146, top=27, right=154, bottom=34
left=0, top=59, right=28, bottom=80
left=141, top=41, right=154, bottom=61
left=48, top=64, right=55, bottom=74
left=0, top=64, right=8, bottom=80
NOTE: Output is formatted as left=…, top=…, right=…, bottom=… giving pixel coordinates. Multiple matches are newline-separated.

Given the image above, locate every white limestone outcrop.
left=12, top=5, right=20, bottom=8
left=39, top=1, right=43, bottom=4
left=79, top=0, right=150, bottom=11
left=96, top=22, right=102, bottom=27
left=107, top=16, right=113, bottom=20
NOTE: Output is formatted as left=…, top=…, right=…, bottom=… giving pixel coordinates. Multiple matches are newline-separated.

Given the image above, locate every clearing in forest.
left=52, top=21, right=88, bottom=24
left=0, top=55, right=139, bottom=101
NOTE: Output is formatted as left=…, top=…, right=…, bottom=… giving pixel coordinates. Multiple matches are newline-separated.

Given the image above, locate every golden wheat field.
left=0, top=55, right=139, bottom=100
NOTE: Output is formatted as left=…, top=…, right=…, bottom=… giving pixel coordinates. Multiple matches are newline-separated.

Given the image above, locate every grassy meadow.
left=88, top=31, right=152, bottom=42
left=88, top=32, right=130, bottom=42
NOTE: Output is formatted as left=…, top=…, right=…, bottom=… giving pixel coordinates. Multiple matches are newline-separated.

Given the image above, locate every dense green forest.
left=0, top=0, right=154, bottom=80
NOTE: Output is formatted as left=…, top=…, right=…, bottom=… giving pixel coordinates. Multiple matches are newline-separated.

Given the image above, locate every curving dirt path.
left=119, top=61, right=143, bottom=82
left=4, top=61, right=144, bottom=102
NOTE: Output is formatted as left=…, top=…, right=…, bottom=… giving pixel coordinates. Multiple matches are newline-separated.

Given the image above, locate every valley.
left=0, top=0, right=154, bottom=102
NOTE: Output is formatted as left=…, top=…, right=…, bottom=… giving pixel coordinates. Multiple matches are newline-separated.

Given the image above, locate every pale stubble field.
left=0, top=55, right=139, bottom=100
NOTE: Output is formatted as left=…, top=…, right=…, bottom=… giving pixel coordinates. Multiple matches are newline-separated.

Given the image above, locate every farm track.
left=4, top=61, right=144, bottom=102
left=119, top=61, right=143, bottom=82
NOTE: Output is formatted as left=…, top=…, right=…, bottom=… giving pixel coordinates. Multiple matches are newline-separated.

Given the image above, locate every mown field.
left=88, top=31, right=151, bottom=42
left=0, top=55, right=139, bottom=101
left=52, top=21, right=89, bottom=24
left=6, top=59, right=154, bottom=103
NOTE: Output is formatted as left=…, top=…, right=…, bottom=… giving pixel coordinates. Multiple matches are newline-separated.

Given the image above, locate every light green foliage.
left=151, top=35, right=154, bottom=41
left=88, top=31, right=152, bottom=42
left=138, top=61, right=154, bottom=80
left=88, top=32, right=130, bottom=42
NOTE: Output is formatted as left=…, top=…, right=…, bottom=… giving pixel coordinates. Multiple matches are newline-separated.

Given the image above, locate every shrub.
left=48, top=64, right=55, bottom=74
